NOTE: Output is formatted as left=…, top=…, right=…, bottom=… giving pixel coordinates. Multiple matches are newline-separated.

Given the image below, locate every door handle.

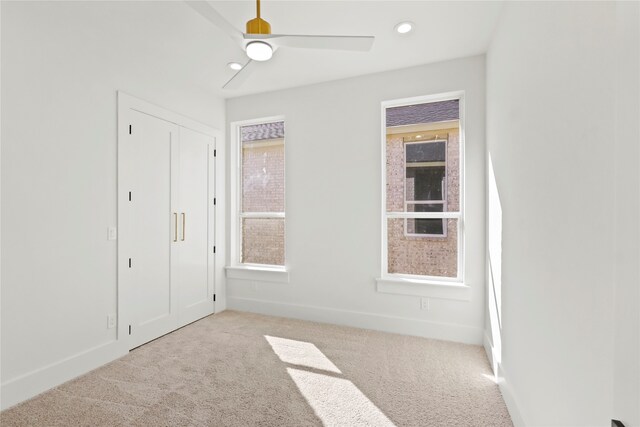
left=173, top=213, right=178, bottom=242
left=181, top=213, right=186, bottom=241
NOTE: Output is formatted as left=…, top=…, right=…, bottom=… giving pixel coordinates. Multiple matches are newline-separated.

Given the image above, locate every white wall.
left=226, top=56, right=486, bottom=345
left=612, top=2, right=640, bottom=425
left=486, top=1, right=639, bottom=425
left=1, top=1, right=225, bottom=409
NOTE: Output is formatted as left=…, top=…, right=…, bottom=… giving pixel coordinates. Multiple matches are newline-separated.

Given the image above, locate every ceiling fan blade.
left=247, top=34, right=375, bottom=52
left=223, top=59, right=258, bottom=90
left=186, top=1, right=244, bottom=47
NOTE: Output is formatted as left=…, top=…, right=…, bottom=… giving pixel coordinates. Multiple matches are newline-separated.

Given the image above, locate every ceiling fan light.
left=246, top=41, right=273, bottom=61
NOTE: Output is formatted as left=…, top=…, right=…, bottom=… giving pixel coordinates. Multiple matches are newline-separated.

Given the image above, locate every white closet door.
left=128, top=110, right=179, bottom=349
left=177, top=126, right=214, bottom=327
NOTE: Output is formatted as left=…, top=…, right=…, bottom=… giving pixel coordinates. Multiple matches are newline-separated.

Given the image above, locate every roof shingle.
left=386, top=100, right=459, bottom=127
left=241, top=121, right=285, bottom=142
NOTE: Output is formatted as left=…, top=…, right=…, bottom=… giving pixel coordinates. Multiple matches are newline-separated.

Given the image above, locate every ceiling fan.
left=186, top=0, right=375, bottom=89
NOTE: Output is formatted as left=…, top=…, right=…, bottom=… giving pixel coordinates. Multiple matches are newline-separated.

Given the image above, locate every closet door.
left=127, top=110, right=180, bottom=349
left=176, top=126, right=214, bottom=327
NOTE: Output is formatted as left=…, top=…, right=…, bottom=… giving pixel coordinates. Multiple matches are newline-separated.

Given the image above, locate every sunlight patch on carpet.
left=264, top=335, right=341, bottom=373
left=264, top=335, right=395, bottom=426
left=482, top=373, right=498, bottom=384
left=287, top=368, right=396, bottom=427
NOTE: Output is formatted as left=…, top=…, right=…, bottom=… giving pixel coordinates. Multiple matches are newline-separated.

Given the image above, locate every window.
left=234, top=119, right=285, bottom=268
left=404, top=140, right=447, bottom=237
left=382, top=95, right=463, bottom=283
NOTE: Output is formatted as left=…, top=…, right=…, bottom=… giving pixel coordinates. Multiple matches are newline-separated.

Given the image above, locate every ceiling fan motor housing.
left=246, top=17, right=271, bottom=35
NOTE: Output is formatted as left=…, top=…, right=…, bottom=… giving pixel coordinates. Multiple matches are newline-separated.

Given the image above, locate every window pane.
left=406, top=166, right=445, bottom=202
left=242, top=218, right=285, bottom=266
left=387, top=218, right=458, bottom=278
left=410, top=218, right=445, bottom=235
left=241, top=122, right=284, bottom=213
left=406, top=141, right=446, bottom=163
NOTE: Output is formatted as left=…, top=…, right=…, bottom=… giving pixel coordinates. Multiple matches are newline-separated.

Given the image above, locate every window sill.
left=376, top=277, right=471, bottom=301
left=225, top=265, right=290, bottom=283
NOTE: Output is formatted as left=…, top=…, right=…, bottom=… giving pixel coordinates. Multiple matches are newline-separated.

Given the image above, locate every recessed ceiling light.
left=246, top=41, right=273, bottom=61
left=416, top=135, right=422, bottom=138
left=395, top=21, right=414, bottom=35
left=227, top=62, right=243, bottom=71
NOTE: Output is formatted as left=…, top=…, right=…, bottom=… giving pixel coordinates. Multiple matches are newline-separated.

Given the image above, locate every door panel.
left=129, top=110, right=179, bottom=348
left=177, top=126, right=214, bottom=327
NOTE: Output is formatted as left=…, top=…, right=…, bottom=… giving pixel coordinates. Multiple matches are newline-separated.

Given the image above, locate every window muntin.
left=384, top=96, right=463, bottom=281
left=238, top=121, right=285, bottom=266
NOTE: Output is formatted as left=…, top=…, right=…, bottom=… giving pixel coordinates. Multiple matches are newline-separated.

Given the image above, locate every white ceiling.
left=179, top=1, right=505, bottom=98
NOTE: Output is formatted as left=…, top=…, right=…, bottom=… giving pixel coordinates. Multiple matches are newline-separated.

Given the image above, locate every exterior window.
left=384, top=96, right=463, bottom=281
left=405, top=141, right=447, bottom=237
left=238, top=120, right=285, bottom=266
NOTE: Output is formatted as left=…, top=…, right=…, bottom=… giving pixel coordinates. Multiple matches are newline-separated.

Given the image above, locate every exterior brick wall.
left=386, top=127, right=460, bottom=277
left=242, top=142, right=285, bottom=212
left=241, top=138, right=285, bottom=265
left=242, top=218, right=285, bottom=265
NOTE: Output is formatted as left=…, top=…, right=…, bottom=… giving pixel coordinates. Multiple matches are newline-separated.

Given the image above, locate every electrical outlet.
left=107, top=227, right=117, bottom=240
left=107, top=314, right=117, bottom=329
left=420, top=298, right=430, bottom=310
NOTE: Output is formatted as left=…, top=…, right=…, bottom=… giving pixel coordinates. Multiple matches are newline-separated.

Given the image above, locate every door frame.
left=117, top=92, right=224, bottom=349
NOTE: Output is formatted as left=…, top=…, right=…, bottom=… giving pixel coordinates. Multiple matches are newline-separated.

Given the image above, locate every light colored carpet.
left=0, top=311, right=513, bottom=426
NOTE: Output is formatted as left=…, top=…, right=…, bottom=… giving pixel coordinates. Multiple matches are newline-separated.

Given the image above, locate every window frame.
left=379, top=92, right=466, bottom=292
left=226, top=116, right=289, bottom=283
left=403, top=139, right=448, bottom=238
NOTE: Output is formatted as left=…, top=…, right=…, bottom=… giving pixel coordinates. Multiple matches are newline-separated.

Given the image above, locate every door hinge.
left=213, top=149, right=216, bottom=157
left=213, top=198, right=216, bottom=206
left=128, top=258, right=132, bottom=268
left=128, top=191, right=132, bottom=202
left=129, top=125, right=132, bottom=135
left=213, top=294, right=216, bottom=302
left=213, top=246, right=216, bottom=254
left=128, top=325, right=132, bottom=335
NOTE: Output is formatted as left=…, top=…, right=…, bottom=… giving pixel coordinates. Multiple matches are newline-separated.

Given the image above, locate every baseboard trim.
left=482, top=331, right=526, bottom=427
left=483, top=331, right=495, bottom=370
left=496, top=363, right=526, bottom=426
left=1, top=340, right=127, bottom=411
left=228, top=296, right=482, bottom=344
